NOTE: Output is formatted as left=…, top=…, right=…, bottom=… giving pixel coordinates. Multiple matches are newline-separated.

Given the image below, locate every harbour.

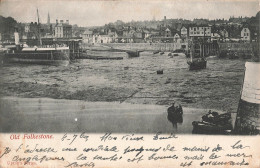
left=0, top=3, right=259, bottom=135
left=0, top=52, right=247, bottom=133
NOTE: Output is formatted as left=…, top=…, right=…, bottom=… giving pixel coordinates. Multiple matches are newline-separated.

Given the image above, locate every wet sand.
left=0, top=96, right=218, bottom=133
left=0, top=52, right=246, bottom=113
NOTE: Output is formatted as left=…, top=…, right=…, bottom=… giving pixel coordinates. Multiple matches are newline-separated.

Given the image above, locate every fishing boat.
left=3, top=9, right=70, bottom=66
left=187, top=38, right=207, bottom=70
left=126, top=50, right=141, bottom=58
left=153, top=50, right=160, bottom=54
left=160, top=51, right=164, bottom=55
left=192, top=111, right=232, bottom=134
left=192, top=121, right=232, bottom=134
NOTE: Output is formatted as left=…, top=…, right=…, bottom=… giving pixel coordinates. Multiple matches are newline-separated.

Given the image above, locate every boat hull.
left=187, top=59, right=207, bottom=70
left=3, top=49, right=70, bottom=66
left=126, top=51, right=140, bottom=58
left=192, top=121, right=232, bottom=134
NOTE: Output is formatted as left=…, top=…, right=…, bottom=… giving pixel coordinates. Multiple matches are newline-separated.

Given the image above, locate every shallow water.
left=0, top=96, right=218, bottom=133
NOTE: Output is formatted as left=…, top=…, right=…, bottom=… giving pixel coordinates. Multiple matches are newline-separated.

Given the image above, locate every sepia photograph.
left=0, top=0, right=259, bottom=135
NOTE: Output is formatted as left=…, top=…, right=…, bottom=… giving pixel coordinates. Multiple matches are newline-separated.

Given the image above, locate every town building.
left=219, top=29, right=229, bottom=39
left=241, top=27, right=250, bottom=42
left=82, top=29, right=93, bottom=43
left=54, top=20, right=72, bottom=38
left=173, top=33, right=180, bottom=42
left=189, top=26, right=211, bottom=42
left=25, top=24, right=30, bottom=33
left=211, top=32, right=221, bottom=41
left=165, top=28, right=171, bottom=37
left=180, top=26, right=188, bottom=38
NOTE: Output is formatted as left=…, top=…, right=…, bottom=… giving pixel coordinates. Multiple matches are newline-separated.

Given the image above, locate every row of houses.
left=80, top=17, right=255, bottom=44
left=81, top=25, right=253, bottom=44
left=2, top=16, right=255, bottom=44
left=20, top=19, right=73, bottom=40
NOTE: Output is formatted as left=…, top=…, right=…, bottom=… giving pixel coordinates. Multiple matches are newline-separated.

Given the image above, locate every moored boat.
left=192, top=111, right=232, bottom=134
left=153, top=50, right=160, bottom=54
left=187, top=58, right=207, bottom=70
left=3, top=9, right=70, bottom=66
left=4, top=46, right=70, bottom=66
left=187, top=38, right=207, bottom=71
left=126, top=50, right=140, bottom=57
left=192, top=121, right=232, bottom=134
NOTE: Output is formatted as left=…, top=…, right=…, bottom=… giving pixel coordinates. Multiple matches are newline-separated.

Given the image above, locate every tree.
left=0, top=15, right=17, bottom=41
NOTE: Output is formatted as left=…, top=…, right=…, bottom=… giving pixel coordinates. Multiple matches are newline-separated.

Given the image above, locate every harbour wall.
left=218, top=42, right=253, bottom=52
left=102, top=42, right=188, bottom=52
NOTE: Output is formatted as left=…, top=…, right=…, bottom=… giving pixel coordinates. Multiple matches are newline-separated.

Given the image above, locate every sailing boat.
left=3, top=9, right=70, bottom=66
left=187, top=37, right=207, bottom=71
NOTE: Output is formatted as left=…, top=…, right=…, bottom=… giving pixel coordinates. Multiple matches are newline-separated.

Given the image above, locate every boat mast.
left=37, top=8, right=42, bottom=46
left=190, top=38, right=193, bottom=62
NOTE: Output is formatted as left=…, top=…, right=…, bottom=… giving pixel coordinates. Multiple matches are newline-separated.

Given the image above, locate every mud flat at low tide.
left=0, top=54, right=245, bottom=112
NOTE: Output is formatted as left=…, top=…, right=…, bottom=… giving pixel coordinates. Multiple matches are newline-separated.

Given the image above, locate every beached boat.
left=160, top=51, right=164, bottom=55
left=192, top=121, right=232, bottom=134
left=192, top=111, right=232, bottom=134
left=187, top=58, right=207, bottom=70
left=153, top=50, right=160, bottom=54
left=187, top=39, right=207, bottom=70
left=126, top=50, right=141, bottom=57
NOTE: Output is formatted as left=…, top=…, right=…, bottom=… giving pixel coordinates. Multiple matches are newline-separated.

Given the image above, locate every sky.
left=0, top=0, right=259, bottom=27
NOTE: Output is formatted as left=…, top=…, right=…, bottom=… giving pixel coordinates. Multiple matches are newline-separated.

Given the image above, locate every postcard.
left=0, top=0, right=259, bottom=167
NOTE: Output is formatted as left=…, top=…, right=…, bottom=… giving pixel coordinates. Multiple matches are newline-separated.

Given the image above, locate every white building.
left=189, top=26, right=211, bottom=37
left=180, top=26, right=188, bottom=38
left=219, top=29, right=229, bottom=39
left=241, top=27, right=250, bottom=42
left=54, top=20, right=72, bottom=38
left=211, top=33, right=221, bottom=41
left=173, top=33, right=180, bottom=42
left=82, top=30, right=93, bottom=43
left=24, top=24, right=30, bottom=33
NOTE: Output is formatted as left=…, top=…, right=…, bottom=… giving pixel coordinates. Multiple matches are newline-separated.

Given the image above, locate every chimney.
left=66, top=20, right=69, bottom=24
left=60, top=20, right=63, bottom=24
left=56, top=19, right=58, bottom=24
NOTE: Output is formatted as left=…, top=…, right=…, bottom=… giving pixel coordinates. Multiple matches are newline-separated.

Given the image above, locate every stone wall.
left=104, top=42, right=188, bottom=52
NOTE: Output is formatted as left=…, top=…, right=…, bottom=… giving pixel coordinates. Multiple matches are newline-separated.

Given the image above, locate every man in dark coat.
left=167, top=103, right=183, bottom=130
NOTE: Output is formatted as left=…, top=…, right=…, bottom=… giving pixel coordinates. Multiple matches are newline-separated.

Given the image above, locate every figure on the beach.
left=167, top=102, right=183, bottom=131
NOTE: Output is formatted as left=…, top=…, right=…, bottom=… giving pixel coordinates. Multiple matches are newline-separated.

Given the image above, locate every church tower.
left=47, top=12, right=50, bottom=25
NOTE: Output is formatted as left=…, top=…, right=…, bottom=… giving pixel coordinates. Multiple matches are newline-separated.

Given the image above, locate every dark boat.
left=4, top=46, right=70, bottom=66
left=228, top=51, right=239, bottom=59
left=187, top=58, right=207, bottom=70
left=160, top=51, right=164, bottom=55
left=153, top=50, right=160, bottom=54
left=3, top=9, right=70, bottom=66
left=126, top=50, right=140, bottom=57
left=192, top=111, right=232, bottom=134
left=187, top=39, right=207, bottom=70
left=192, top=121, right=232, bottom=134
